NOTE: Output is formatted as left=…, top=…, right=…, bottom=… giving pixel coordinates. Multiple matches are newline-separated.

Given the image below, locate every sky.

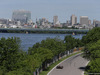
left=0, top=0, right=100, bottom=23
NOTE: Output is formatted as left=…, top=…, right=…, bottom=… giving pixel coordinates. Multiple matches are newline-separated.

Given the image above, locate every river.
left=0, top=33, right=85, bottom=51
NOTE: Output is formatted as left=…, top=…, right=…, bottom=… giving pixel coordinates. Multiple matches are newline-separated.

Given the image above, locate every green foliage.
left=5, top=69, right=31, bottom=75
left=21, top=55, right=41, bottom=73
left=64, top=35, right=82, bottom=50
left=0, top=37, right=22, bottom=71
left=28, top=37, right=67, bottom=71
left=33, top=47, right=53, bottom=62
left=29, top=37, right=66, bottom=56
left=87, top=58, right=100, bottom=73
left=0, top=37, right=33, bottom=75
left=84, top=40, right=100, bottom=60
left=82, top=27, right=100, bottom=44
left=83, top=28, right=100, bottom=73
left=28, top=47, right=54, bottom=70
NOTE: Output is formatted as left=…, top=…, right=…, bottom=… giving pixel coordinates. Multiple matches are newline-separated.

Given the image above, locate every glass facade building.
left=12, top=10, right=31, bottom=24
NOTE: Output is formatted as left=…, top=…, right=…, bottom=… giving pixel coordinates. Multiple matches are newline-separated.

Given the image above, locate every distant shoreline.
left=0, top=28, right=89, bottom=34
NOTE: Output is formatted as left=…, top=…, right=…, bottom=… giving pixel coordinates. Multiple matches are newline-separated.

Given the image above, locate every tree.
left=29, top=37, right=66, bottom=56
left=0, top=37, right=23, bottom=72
left=31, top=47, right=53, bottom=63
left=83, top=28, right=100, bottom=73
left=82, top=27, right=100, bottom=44
left=87, top=58, right=100, bottom=73
left=84, top=40, right=100, bottom=60
left=28, top=37, right=66, bottom=71
left=28, top=47, right=53, bottom=70
left=64, top=35, right=81, bottom=50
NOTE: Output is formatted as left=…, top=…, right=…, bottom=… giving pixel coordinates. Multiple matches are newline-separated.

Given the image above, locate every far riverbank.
left=0, top=28, right=89, bottom=34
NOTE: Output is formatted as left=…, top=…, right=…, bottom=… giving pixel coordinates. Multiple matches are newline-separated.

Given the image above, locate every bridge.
left=0, top=28, right=89, bottom=34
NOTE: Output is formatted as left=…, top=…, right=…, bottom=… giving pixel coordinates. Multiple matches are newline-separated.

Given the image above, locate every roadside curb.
left=82, top=61, right=90, bottom=75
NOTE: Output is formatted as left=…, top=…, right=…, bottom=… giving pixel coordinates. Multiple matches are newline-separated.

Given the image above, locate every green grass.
left=40, top=51, right=82, bottom=75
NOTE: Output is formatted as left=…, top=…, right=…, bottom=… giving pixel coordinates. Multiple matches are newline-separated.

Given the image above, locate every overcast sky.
left=0, top=0, right=100, bottom=22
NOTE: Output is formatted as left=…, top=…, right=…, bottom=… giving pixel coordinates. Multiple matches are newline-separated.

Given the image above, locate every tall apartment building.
left=12, top=10, right=31, bottom=24
left=53, top=16, right=58, bottom=25
left=71, top=15, right=77, bottom=26
left=80, top=16, right=88, bottom=25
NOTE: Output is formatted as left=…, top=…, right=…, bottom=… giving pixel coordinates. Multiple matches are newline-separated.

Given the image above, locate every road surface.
left=48, top=53, right=89, bottom=75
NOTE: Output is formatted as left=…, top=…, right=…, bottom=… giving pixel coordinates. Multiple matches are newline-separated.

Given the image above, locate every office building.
left=93, top=19, right=98, bottom=26
left=93, top=20, right=96, bottom=26
left=12, top=10, right=31, bottom=24
left=0, top=19, right=7, bottom=24
left=88, top=20, right=91, bottom=25
left=71, top=15, right=77, bottom=26
left=80, top=16, right=88, bottom=25
left=53, top=16, right=58, bottom=25
left=93, top=20, right=100, bottom=27
left=37, top=18, right=48, bottom=25
left=66, top=20, right=70, bottom=26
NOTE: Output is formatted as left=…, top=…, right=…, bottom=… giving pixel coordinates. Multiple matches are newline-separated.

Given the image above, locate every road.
left=48, top=53, right=89, bottom=75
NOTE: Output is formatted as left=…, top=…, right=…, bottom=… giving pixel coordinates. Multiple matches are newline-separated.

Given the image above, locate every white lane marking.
left=81, top=61, right=90, bottom=75
left=47, top=53, right=82, bottom=75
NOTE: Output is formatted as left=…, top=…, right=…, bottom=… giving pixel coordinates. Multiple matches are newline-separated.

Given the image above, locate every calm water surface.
left=0, top=33, right=85, bottom=51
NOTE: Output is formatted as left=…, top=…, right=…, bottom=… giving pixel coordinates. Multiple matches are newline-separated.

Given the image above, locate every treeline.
left=82, top=27, right=100, bottom=73
left=0, top=29, right=88, bottom=34
left=0, top=35, right=83, bottom=75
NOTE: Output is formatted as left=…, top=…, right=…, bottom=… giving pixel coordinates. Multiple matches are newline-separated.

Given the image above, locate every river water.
left=0, top=33, right=85, bottom=51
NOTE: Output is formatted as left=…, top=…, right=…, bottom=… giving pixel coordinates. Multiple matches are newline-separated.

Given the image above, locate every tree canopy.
left=64, top=35, right=83, bottom=50
left=83, top=27, right=100, bottom=73
left=82, top=27, right=100, bottom=44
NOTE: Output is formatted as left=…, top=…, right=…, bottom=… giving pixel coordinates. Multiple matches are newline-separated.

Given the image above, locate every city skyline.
left=0, top=0, right=100, bottom=22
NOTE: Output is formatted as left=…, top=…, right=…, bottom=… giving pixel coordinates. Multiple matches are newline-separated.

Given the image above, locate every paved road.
left=48, top=53, right=89, bottom=75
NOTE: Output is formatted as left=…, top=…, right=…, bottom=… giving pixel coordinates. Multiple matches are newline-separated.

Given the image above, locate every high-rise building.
left=53, top=16, right=58, bottom=25
left=71, top=15, right=77, bottom=26
left=93, top=19, right=96, bottom=26
left=12, top=10, right=31, bottom=24
left=66, top=20, right=70, bottom=25
left=88, top=20, right=91, bottom=25
left=93, top=20, right=100, bottom=27
left=80, top=16, right=88, bottom=25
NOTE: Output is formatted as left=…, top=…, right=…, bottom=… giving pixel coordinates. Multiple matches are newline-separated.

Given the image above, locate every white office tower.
left=53, top=16, right=58, bottom=25
left=71, top=15, right=77, bottom=26
left=80, top=16, right=88, bottom=25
